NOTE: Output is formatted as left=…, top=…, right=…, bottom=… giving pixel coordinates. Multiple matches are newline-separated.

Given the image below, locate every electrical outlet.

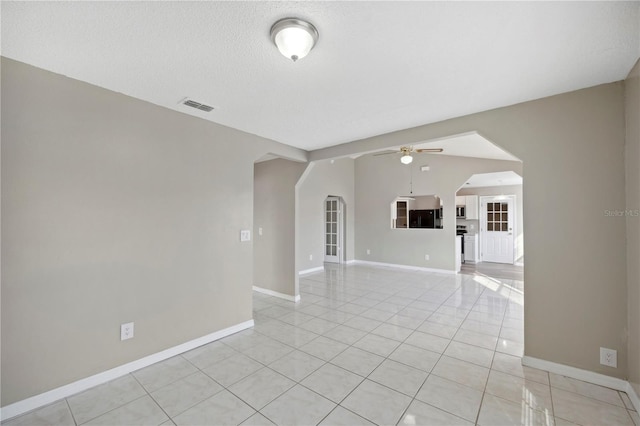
left=425, top=254, right=430, bottom=261
left=258, top=227, right=263, bottom=236
left=600, top=347, right=617, bottom=367
left=121, top=322, right=134, bottom=341
left=366, top=249, right=371, bottom=255
left=240, top=229, right=251, bottom=242
left=309, top=254, right=313, bottom=261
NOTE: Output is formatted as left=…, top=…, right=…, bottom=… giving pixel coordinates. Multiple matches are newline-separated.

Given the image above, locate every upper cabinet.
left=465, top=195, right=478, bottom=220
left=392, top=199, right=409, bottom=228
left=455, top=195, right=479, bottom=220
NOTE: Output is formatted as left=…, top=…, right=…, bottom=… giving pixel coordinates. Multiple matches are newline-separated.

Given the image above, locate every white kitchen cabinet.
left=464, top=235, right=480, bottom=263
left=391, top=198, right=415, bottom=228
left=465, top=195, right=479, bottom=220
left=455, top=195, right=479, bottom=219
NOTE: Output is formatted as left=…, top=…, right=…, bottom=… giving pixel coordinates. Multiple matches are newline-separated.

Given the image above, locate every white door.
left=481, top=197, right=515, bottom=264
left=325, top=197, right=343, bottom=263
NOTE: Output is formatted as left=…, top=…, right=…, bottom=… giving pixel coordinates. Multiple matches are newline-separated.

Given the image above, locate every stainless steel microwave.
left=456, top=206, right=466, bottom=219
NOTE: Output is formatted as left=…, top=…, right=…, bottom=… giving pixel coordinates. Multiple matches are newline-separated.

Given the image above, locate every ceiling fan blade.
left=415, top=148, right=443, bottom=153
left=373, top=151, right=398, bottom=156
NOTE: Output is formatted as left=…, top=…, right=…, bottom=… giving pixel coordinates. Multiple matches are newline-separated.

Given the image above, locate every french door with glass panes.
left=324, top=196, right=343, bottom=263
left=480, top=196, right=515, bottom=264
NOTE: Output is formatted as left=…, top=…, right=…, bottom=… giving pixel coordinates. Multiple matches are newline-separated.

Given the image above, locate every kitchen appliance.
left=409, top=209, right=434, bottom=228
left=456, top=205, right=466, bottom=219
left=456, top=225, right=467, bottom=263
left=409, top=208, right=443, bottom=229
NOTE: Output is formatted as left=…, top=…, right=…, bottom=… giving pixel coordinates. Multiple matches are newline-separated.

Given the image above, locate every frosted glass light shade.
left=401, top=154, right=413, bottom=164
left=271, top=18, right=319, bottom=62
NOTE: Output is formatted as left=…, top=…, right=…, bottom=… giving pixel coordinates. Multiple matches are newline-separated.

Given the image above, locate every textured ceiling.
left=2, top=1, right=639, bottom=151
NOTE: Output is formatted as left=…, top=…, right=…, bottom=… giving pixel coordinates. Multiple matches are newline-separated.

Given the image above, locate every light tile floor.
left=4, top=264, right=638, bottom=425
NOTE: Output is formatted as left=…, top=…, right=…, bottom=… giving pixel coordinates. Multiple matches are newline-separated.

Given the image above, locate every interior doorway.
left=480, top=195, right=516, bottom=264
left=324, top=196, right=344, bottom=263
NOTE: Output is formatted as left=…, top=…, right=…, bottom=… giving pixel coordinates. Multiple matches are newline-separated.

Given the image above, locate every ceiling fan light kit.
left=270, top=18, right=318, bottom=62
left=400, top=154, right=413, bottom=164
left=374, top=146, right=444, bottom=164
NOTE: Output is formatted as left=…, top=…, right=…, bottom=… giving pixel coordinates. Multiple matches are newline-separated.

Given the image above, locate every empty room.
left=2, top=2, right=639, bottom=425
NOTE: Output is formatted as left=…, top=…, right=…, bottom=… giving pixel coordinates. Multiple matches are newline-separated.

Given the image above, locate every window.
left=486, top=202, right=509, bottom=231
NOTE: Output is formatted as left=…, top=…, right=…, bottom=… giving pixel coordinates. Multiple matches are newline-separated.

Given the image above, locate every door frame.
left=479, top=195, right=516, bottom=264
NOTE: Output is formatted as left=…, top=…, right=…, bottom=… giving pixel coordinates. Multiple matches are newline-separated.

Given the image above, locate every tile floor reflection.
left=3, top=264, right=638, bottom=425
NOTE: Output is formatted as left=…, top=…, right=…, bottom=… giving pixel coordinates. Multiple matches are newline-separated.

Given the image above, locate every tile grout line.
left=420, top=282, right=491, bottom=425
left=63, top=398, right=79, bottom=426
left=394, top=275, right=494, bottom=425
left=302, top=267, right=535, bottom=424
left=475, top=284, right=513, bottom=425
left=300, top=272, right=454, bottom=425
left=128, top=372, right=173, bottom=423
left=156, top=272, right=500, bottom=424
left=346, top=274, right=483, bottom=425
left=187, top=321, right=340, bottom=425
left=255, top=281, right=390, bottom=425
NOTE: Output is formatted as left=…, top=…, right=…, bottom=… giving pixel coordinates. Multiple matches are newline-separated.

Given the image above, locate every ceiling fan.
left=374, top=146, right=444, bottom=164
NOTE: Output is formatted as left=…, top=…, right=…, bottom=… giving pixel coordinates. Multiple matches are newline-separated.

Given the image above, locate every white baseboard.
left=627, top=381, right=640, bottom=412
left=297, top=260, right=366, bottom=276
left=352, top=259, right=455, bottom=275
left=298, top=266, right=324, bottom=276
left=252, top=286, right=300, bottom=303
left=521, top=356, right=629, bottom=392
left=523, top=355, right=640, bottom=412
left=0, top=319, right=254, bottom=422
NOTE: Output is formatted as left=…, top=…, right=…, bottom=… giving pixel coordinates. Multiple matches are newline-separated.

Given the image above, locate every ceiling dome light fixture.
left=400, top=154, right=413, bottom=165
left=270, top=18, right=319, bottom=62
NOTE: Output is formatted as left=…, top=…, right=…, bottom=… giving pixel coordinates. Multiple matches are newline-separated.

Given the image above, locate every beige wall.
left=315, top=82, right=629, bottom=379
left=253, top=159, right=306, bottom=297
left=626, top=59, right=640, bottom=398
left=0, top=58, right=306, bottom=405
left=355, top=153, right=521, bottom=271
left=296, top=158, right=355, bottom=274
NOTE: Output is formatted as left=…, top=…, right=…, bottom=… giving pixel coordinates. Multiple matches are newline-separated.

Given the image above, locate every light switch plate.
left=240, top=230, right=251, bottom=242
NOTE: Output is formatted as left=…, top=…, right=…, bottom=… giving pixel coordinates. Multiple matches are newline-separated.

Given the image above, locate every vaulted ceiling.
left=2, top=1, right=638, bottom=151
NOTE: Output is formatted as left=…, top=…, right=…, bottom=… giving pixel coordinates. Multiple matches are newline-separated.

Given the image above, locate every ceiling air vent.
left=181, top=98, right=214, bottom=112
